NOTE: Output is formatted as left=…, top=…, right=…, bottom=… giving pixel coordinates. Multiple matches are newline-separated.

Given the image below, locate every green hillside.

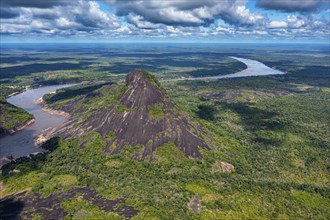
left=0, top=97, right=34, bottom=137
left=1, top=70, right=329, bottom=219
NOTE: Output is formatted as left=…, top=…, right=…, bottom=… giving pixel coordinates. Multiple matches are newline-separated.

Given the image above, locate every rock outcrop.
left=55, top=70, right=211, bottom=160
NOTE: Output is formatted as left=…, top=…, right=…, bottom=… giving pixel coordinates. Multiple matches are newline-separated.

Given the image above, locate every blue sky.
left=0, top=0, right=329, bottom=43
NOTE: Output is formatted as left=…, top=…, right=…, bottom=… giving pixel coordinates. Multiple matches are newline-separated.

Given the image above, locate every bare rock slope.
left=55, top=70, right=211, bottom=159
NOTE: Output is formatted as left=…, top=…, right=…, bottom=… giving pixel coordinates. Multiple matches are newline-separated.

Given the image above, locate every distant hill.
left=50, top=70, right=212, bottom=160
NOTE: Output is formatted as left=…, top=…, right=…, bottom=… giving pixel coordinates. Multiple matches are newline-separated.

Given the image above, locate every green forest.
left=0, top=44, right=329, bottom=219
left=1, top=71, right=329, bottom=219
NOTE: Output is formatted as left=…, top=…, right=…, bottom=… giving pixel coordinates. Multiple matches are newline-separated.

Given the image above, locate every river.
left=0, top=57, right=285, bottom=159
left=0, top=84, right=76, bottom=158
left=165, top=57, right=285, bottom=81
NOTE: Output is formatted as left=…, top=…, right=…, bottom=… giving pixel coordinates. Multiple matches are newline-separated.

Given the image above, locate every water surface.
left=168, top=57, right=285, bottom=81
left=0, top=84, right=75, bottom=158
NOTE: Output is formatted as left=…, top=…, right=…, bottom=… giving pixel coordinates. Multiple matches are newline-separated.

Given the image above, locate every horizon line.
left=1, top=41, right=329, bottom=45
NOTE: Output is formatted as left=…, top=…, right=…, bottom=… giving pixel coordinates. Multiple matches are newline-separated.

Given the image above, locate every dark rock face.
left=121, top=70, right=165, bottom=108
left=0, top=187, right=138, bottom=219
left=56, top=70, right=211, bottom=160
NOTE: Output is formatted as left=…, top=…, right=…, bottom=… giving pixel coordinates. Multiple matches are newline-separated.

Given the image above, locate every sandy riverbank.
left=35, top=97, right=70, bottom=118
left=8, top=118, right=35, bottom=134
